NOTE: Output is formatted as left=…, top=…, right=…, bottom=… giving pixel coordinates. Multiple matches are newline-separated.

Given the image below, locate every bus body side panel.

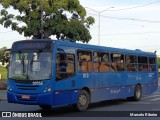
left=140, top=72, right=158, bottom=95
left=53, top=77, right=80, bottom=106
left=53, top=44, right=80, bottom=106
left=90, top=72, right=135, bottom=102
left=90, top=71, right=158, bottom=103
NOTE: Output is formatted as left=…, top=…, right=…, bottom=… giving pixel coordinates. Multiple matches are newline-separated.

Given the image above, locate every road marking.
left=141, top=94, right=160, bottom=99
left=152, top=109, right=160, bottom=111
left=150, top=97, right=160, bottom=101
left=127, top=102, right=151, bottom=104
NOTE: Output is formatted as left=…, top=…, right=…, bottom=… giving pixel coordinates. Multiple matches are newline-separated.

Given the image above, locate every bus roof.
left=54, top=39, right=156, bottom=57
left=12, top=39, right=156, bottom=56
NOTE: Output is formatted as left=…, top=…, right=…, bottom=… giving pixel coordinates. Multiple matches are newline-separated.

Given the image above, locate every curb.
left=0, top=98, right=7, bottom=101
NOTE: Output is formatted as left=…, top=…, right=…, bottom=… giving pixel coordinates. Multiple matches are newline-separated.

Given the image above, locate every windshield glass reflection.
left=9, top=52, right=52, bottom=80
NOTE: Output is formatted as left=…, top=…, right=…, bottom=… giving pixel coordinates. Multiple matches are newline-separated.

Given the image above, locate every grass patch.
left=0, top=66, right=7, bottom=80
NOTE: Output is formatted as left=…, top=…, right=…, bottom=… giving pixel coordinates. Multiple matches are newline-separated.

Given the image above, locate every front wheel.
left=76, top=90, right=90, bottom=111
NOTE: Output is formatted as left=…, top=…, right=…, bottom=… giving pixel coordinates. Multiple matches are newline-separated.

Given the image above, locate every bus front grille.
left=16, top=84, right=39, bottom=90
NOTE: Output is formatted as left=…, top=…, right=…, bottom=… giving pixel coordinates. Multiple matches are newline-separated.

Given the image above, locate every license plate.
left=22, top=95, right=30, bottom=99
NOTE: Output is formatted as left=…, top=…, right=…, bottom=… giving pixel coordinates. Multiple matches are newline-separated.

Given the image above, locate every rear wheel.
left=39, top=105, right=52, bottom=110
left=127, top=85, right=142, bottom=101
left=76, top=90, right=90, bottom=111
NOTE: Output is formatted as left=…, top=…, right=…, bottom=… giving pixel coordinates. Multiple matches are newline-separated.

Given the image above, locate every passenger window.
left=138, top=56, right=148, bottom=72
left=93, top=52, right=110, bottom=72
left=149, top=57, right=155, bottom=64
left=56, top=53, right=75, bottom=81
left=149, top=57, right=156, bottom=72
left=77, top=50, right=92, bottom=72
left=111, top=53, right=124, bottom=72
left=125, top=55, right=137, bottom=72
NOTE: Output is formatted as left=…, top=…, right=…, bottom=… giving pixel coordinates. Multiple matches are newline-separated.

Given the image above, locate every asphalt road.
left=0, top=87, right=160, bottom=120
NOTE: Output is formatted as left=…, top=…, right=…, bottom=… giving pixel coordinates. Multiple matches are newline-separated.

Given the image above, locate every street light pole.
left=40, top=8, right=43, bottom=39
left=98, top=12, right=101, bottom=45
left=85, top=7, right=114, bottom=45
left=40, top=0, right=44, bottom=39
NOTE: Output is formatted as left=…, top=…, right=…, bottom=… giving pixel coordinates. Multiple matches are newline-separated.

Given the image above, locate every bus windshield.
left=9, top=51, right=52, bottom=80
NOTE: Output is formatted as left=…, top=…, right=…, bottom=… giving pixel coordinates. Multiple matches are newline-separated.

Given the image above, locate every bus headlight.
left=43, top=86, right=52, bottom=93
left=7, top=85, right=13, bottom=91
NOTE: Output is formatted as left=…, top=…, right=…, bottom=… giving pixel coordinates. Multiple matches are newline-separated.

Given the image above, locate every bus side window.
left=77, top=50, right=92, bottom=72
left=125, top=55, right=137, bottom=72
left=149, top=57, right=156, bottom=72
left=56, top=53, right=75, bottom=81
left=111, top=53, right=124, bottom=72
left=138, top=56, right=148, bottom=72
left=93, top=52, right=110, bottom=72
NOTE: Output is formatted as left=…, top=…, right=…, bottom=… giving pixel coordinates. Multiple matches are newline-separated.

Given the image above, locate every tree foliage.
left=158, top=57, right=160, bottom=68
left=0, top=0, right=95, bottom=43
left=0, top=47, right=10, bottom=66
left=0, top=47, right=6, bottom=62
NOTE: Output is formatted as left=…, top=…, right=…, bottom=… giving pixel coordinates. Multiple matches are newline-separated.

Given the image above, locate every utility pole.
left=40, top=0, right=44, bottom=39
left=85, top=7, right=114, bottom=45
left=98, top=12, right=100, bottom=46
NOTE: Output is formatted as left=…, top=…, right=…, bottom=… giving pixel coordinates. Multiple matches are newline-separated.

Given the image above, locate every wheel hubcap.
left=79, top=94, right=87, bottom=106
left=136, top=88, right=141, bottom=99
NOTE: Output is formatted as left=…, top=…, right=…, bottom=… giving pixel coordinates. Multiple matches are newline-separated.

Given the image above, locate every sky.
left=1, top=0, right=160, bottom=55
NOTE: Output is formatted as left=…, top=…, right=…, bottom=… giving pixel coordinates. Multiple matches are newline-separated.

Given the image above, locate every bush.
left=0, top=66, right=7, bottom=80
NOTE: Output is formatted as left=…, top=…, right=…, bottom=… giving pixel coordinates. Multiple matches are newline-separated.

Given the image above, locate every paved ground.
left=0, top=80, right=7, bottom=101
left=1, top=83, right=160, bottom=119
left=1, top=90, right=160, bottom=119
left=0, top=90, right=7, bottom=101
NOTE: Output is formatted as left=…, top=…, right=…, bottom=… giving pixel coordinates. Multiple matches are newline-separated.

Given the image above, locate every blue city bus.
left=7, top=39, right=158, bottom=111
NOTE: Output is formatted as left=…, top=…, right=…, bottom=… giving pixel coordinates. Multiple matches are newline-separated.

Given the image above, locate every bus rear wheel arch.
left=127, top=84, right=142, bottom=101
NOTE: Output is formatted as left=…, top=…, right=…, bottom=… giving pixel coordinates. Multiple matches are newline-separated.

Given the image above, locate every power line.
left=101, top=31, right=160, bottom=36
left=91, top=31, right=160, bottom=36
left=102, top=15, right=160, bottom=23
left=110, top=31, right=160, bottom=35
left=87, top=12, right=160, bottom=23
left=90, top=20, right=160, bottom=30
left=100, top=21, right=160, bottom=30
left=106, top=0, right=160, bottom=11
left=0, top=31, right=13, bottom=34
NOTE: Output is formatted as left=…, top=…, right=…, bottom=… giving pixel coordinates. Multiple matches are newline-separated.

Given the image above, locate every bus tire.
left=39, top=105, right=52, bottom=110
left=127, top=85, right=142, bottom=101
left=76, top=90, right=90, bottom=111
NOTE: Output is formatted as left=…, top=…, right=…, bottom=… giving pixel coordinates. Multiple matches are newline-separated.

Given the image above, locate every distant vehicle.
left=7, top=39, right=158, bottom=111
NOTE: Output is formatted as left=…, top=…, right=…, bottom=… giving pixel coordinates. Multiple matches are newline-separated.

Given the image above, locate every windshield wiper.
left=20, top=53, right=29, bottom=80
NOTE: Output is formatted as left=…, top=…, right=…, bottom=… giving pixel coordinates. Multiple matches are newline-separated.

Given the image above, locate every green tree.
left=0, top=0, right=95, bottom=43
left=0, top=47, right=7, bottom=62
left=158, top=57, right=160, bottom=68
left=0, top=47, right=10, bottom=68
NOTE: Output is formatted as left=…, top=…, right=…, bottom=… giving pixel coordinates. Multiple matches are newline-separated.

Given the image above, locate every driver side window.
left=56, top=53, right=75, bottom=81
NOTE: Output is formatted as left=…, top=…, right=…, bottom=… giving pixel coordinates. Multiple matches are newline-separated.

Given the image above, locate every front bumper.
left=7, top=91, right=54, bottom=105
